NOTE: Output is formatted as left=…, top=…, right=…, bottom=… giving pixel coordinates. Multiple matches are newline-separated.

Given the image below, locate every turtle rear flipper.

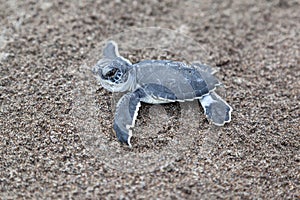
left=199, top=91, right=232, bottom=126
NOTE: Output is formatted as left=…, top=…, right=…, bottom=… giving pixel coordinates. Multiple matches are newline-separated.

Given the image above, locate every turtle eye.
left=101, top=67, right=124, bottom=83
left=104, top=68, right=118, bottom=78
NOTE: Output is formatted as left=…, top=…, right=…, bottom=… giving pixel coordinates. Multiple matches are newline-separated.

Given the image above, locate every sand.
left=0, top=0, right=299, bottom=199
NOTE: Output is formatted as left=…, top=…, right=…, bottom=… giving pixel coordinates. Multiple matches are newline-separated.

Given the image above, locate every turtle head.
left=93, top=41, right=135, bottom=92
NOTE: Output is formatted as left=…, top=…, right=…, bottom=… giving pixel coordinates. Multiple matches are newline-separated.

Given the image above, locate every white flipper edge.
left=199, top=91, right=232, bottom=126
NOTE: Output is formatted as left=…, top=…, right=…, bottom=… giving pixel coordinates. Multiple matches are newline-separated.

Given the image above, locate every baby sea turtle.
left=93, top=41, right=232, bottom=147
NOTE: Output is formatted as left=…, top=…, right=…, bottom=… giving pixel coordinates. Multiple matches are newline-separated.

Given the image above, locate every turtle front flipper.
left=113, top=89, right=146, bottom=147
left=103, top=40, right=119, bottom=59
left=199, top=91, right=232, bottom=126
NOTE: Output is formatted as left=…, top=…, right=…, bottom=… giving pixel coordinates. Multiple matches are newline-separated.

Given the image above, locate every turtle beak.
left=92, top=65, right=98, bottom=75
left=93, top=58, right=112, bottom=76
